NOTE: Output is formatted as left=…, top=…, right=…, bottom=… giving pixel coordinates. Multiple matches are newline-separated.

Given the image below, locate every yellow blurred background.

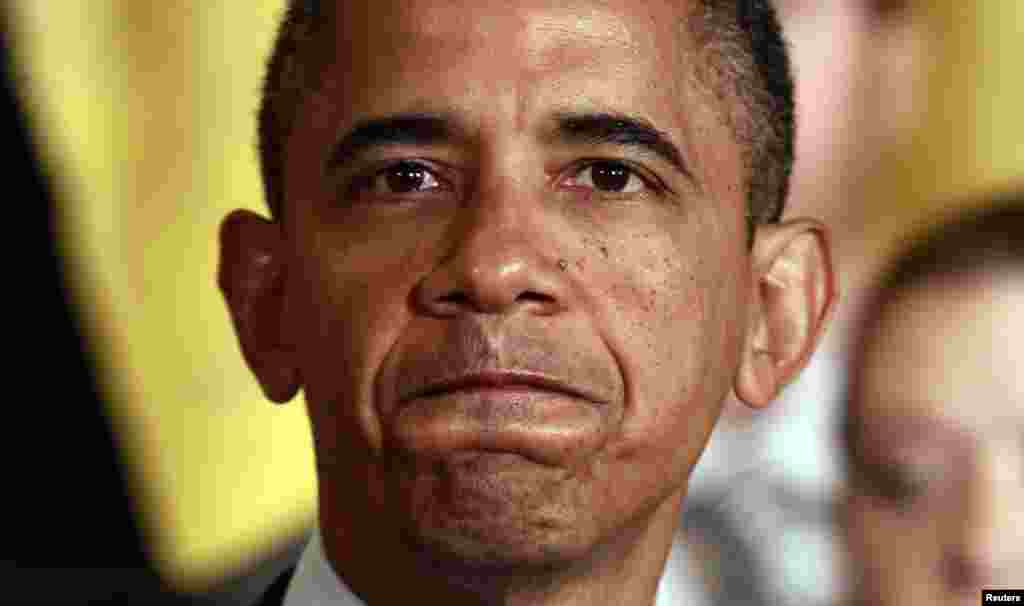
left=874, top=1, right=1024, bottom=237
left=7, top=1, right=315, bottom=593
left=7, top=0, right=1024, bottom=596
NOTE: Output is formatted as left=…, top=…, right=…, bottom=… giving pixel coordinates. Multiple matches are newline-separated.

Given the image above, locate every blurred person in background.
left=682, top=0, right=923, bottom=604
left=842, top=199, right=1024, bottom=605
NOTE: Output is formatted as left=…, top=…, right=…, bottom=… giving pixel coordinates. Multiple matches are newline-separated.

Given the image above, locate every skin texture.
left=845, top=271, right=1024, bottom=606
left=219, top=1, right=834, bottom=604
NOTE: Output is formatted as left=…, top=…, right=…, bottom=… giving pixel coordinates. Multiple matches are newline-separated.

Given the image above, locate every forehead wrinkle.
left=516, top=11, right=690, bottom=132
left=397, top=1, right=646, bottom=52
left=425, top=3, right=652, bottom=134
left=519, top=5, right=639, bottom=60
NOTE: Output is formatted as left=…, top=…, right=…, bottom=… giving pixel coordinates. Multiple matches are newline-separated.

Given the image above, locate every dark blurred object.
left=0, top=10, right=211, bottom=606
left=0, top=9, right=307, bottom=605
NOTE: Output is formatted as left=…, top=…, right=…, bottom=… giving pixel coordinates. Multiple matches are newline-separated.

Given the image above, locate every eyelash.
left=345, top=158, right=666, bottom=200
left=563, top=158, right=666, bottom=194
left=345, top=160, right=453, bottom=199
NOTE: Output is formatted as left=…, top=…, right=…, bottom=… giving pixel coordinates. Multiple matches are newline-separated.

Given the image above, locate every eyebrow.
left=325, top=112, right=464, bottom=170
left=550, top=112, right=695, bottom=184
left=858, top=409, right=973, bottom=450
left=324, top=110, right=695, bottom=185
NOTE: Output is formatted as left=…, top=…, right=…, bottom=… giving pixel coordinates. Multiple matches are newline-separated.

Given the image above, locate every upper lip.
left=404, top=370, right=604, bottom=406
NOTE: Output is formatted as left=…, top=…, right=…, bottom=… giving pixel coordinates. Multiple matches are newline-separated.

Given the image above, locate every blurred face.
left=281, top=0, right=750, bottom=571
left=846, top=270, right=1024, bottom=605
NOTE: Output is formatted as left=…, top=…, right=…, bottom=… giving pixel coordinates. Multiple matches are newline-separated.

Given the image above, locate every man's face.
left=282, top=0, right=750, bottom=568
left=846, top=271, right=1024, bottom=606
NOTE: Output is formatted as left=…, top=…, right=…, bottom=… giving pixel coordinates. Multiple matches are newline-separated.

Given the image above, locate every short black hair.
left=873, top=200, right=1024, bottom=299
left=256, top=0, right=794, bottom=232
left=842, top=196, right=1024, bottom=480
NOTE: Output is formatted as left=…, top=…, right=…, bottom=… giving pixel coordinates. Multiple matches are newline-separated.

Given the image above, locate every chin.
left=399, top=517, right=606, bottom=585
left=402, top=523, right=586, bottom=575
left=394, top=452, right=599, bottom=573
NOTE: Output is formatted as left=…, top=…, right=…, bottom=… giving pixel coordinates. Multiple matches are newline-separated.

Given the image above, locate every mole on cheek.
left=646, top=288, right=657, bottom=313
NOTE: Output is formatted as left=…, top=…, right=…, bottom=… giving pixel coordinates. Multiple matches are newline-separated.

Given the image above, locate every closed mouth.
left=406, top=370, right=602, bottom=406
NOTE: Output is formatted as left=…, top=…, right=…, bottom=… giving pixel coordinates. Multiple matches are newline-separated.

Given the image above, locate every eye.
left=878, top=467, right=927, bottom=502
left=866, top=461, right=944, bottom=510
left=353, top=160, right=444, bottom=196
left=566, top=160, right=649, bottom=194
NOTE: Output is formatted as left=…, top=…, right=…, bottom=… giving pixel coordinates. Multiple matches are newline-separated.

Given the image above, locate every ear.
left=734, top=219, right=836, bottom=408
left=217, top=209, right=301, bottom=403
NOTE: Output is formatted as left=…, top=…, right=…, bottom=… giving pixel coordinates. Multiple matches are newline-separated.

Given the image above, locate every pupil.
left=386, top=163, right=426, bottom=192
left=592, top=162, right=630, bottom=191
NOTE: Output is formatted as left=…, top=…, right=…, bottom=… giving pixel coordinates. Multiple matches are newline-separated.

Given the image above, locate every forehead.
left=857, top=270, right=1024, bottom=436
left=336, top=0, right=692, bottom=60
left=318, top=0, right=706, bottom=131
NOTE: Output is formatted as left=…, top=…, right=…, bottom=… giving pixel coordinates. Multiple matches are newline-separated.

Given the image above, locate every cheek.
left=846, top=496, right=944, bottom=602
left=595, top=226, right=739, bottom=467
left=290, top=224, right=430, bottom=450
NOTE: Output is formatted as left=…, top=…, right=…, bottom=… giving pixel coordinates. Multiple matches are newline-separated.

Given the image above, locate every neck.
left=320, top=490, right=684, bottom=606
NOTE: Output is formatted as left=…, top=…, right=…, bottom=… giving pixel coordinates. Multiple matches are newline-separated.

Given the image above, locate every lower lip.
left=391, top=387, right=605, bottom=466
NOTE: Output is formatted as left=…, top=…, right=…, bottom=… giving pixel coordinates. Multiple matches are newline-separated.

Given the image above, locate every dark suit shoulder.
left=254, top=566, right=297, bottom=606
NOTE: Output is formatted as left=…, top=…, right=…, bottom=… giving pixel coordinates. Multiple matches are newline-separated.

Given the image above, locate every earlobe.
left=735, top=343, right=778, bottom=409
left=734, top=219, right=837, bottom=408
left=218, top=209, right=301, bottom=403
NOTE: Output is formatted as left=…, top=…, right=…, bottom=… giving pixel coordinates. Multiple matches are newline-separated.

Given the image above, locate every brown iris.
left=589, top=161, right=632, bottom=192
left=385, top=161, right=431, bottom=193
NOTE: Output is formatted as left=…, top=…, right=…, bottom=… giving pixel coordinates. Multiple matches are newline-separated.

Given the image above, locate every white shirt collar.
left=284, top=525, right=704, bottom=606
left=283, top=526, right=365, bottom=606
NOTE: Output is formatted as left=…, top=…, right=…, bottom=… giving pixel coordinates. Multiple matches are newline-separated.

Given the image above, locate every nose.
left=944, top=446, right=1024, bottom=590
left=414, top=178, right=570, bottom=317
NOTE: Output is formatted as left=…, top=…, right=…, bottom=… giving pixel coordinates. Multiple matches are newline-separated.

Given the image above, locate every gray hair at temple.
left=256, top=0, right=795, bottom=240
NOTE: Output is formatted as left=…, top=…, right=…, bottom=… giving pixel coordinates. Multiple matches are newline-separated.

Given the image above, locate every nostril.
left=518, top=291, right=553, bottom=303
left=438, top=292, right=471, bottom=307
left=520, top=290, right=552, bottom=300
left=422, top=289, right=557, bottom=316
